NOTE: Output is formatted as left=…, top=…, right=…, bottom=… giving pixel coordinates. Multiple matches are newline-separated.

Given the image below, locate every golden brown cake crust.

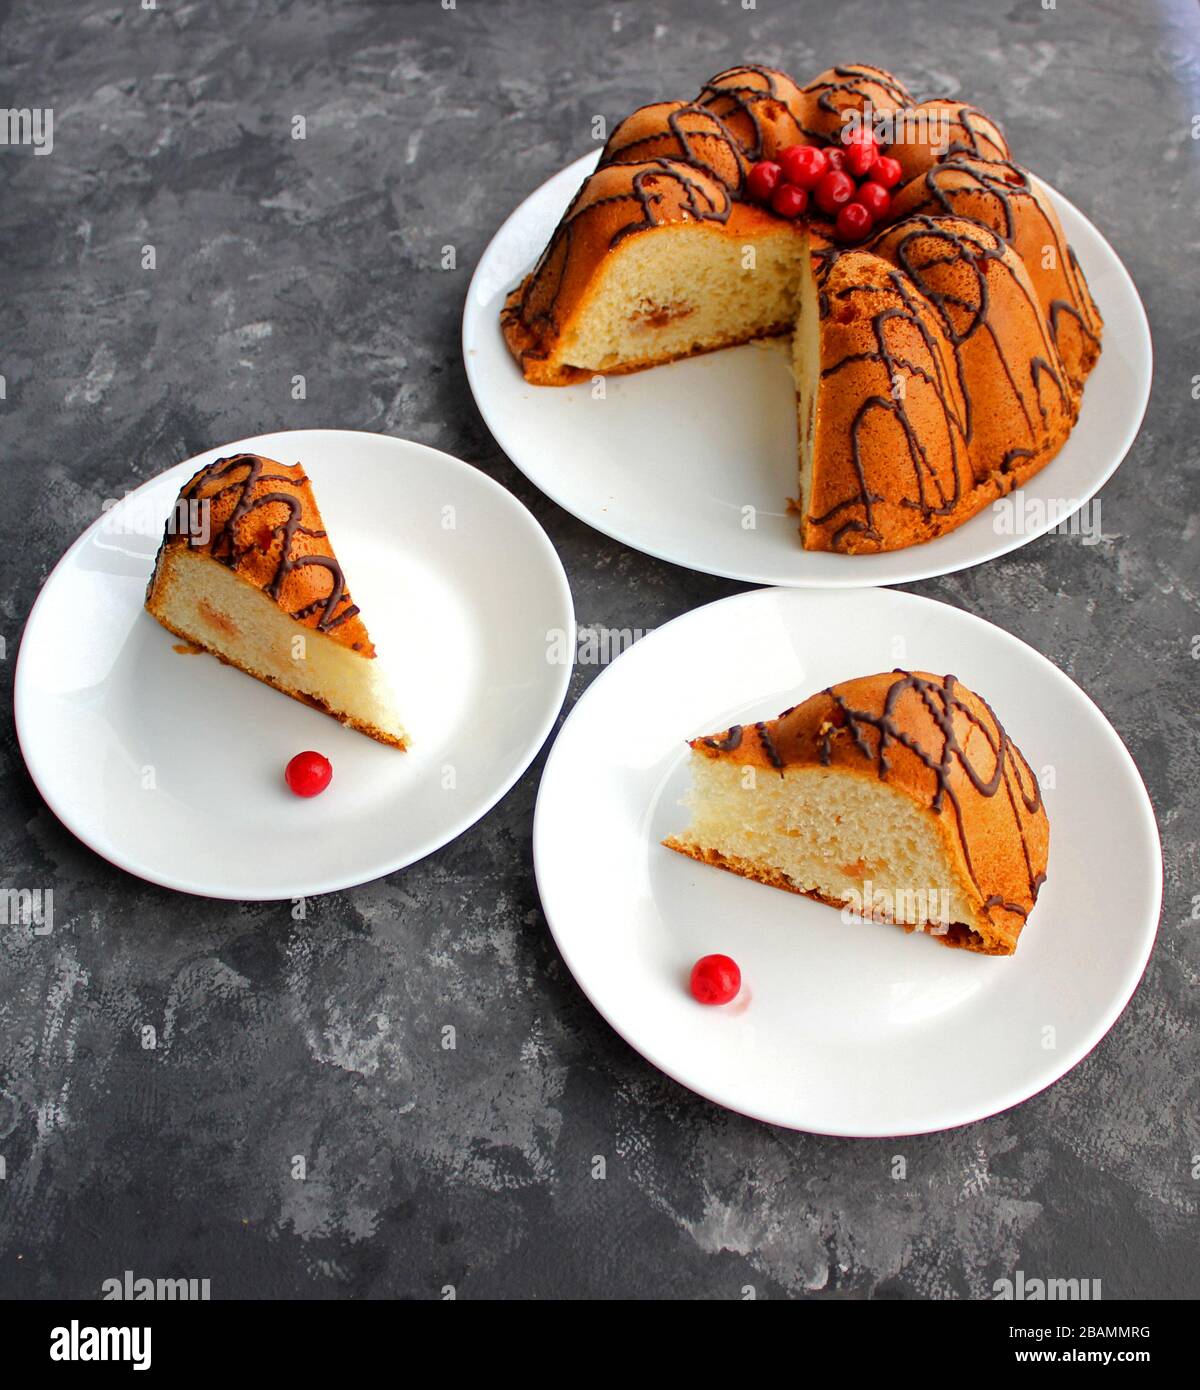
left=678, top=671, right=1049, bottom=954
left=886, top=98, right=1011, bottom=183
left=804, top=215, right=1080, bottom=553
left=147, top=454, right=374, bottom=655
left=888, top=157, right=1103, bottom=389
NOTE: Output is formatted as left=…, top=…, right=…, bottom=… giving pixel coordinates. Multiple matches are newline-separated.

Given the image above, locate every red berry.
left=770, top=182, right=809, bottom=218
left=689, top=954, right=741, bottom=1005
left=778, top=144, right=827, bottom=189
left=835, top=200, right=874, bottom=242
left=824, top=146, right=847, bottom=173
left=869, top=155, right=903, bottom=189
left=813, top=168, right=855, bottom=215
left=285, top=750, right=333, bottom=797
left=745, top=160, right=782, bottom=203
left=844, top=136, right=878, bottom=178
left=855, top=180, right=891, bottom=220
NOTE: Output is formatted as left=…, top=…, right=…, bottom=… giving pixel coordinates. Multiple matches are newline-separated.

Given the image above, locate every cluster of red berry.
left=745, top=131, right=903, bottom=243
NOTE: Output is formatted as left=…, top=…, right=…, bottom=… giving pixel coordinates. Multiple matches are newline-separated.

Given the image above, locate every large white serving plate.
left=465, top=151, right=1151, bottom=586
left=533, top=587, right=1161, bottom=1134
left=15, top=430, right=574, bottom=900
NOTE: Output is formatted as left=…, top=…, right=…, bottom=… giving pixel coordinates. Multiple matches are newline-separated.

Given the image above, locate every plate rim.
left=14, top=427, right=576, bottom=901
left=532, top=585, right=1163, bottom=1136
left=464, top=151, right=1153, bottom=588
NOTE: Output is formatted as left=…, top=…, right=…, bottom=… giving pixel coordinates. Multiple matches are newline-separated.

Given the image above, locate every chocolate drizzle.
left=809, top=213, right=1081, bottom=544
left=179, top=454, right=360, bottom=632
left=895, top=157, right=1102, bottom=387
left=755, top=720, right=784, bottom=772
left=816, top=671, right=1045, bottom=917
left=703, top=724, right=743, bottom=751
left=798, top=64, right=914, bottom=142
left=698, top=64, right=807, bottom=158
left=604, top=102, right=749, bottom=195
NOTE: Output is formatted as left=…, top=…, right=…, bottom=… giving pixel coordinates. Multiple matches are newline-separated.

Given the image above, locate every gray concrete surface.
left=1, top=0, right=1197, bottom=1299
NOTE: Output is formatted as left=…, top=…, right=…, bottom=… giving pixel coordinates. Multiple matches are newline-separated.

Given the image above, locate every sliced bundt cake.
left=501, top=62, right=1103, bottom=555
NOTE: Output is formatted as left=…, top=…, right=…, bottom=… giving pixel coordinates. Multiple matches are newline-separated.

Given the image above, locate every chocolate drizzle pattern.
left=797, top=64, right=914, bottom=141
left=177, top=454, right=360, bottom=633
left=603, top=102, right=749, bottom=194
left=810, top=213, right=1080, bottom=547
left=892, top=157, right=1102, bottom=386
left=815, top=671, right=1045, bottom=919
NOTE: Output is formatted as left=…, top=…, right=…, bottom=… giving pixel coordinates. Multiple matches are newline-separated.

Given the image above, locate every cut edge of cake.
left=503, top=210, right=808, bottom=386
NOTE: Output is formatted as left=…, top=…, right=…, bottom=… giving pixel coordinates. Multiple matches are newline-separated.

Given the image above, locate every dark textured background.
left=1, top=0, right=1197, bottom=1300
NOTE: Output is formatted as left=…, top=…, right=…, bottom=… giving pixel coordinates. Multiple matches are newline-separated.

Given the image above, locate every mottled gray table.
left=2, top=0, right=1197, bottom=1300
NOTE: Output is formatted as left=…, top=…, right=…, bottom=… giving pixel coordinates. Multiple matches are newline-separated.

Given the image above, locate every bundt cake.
left=663, top=671, right=1049, bottom=955
left=145, top=453, right=408, bottom=749
left=501, top=63, right=1103, bottom=554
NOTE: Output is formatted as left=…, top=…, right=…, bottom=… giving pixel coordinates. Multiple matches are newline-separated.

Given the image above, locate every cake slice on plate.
left=145, top=453, right=408, bottom=749
left=664, top=670, right=1048, bottom=954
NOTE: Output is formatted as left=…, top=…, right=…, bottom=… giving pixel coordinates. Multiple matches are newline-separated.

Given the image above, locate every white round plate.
left=533, top=587, right=1161, bottom=1135
left=16, top=429, right=574, bottom=900
left=465, top=152, right=1151, bottom=586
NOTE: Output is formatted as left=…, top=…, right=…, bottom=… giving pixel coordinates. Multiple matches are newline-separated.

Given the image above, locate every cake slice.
left=664, top=671, right=1048, bottom=954
left=145, top=453, right=408, bottom=749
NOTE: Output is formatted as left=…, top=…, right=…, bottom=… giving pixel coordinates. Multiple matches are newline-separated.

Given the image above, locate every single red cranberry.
left=813, top=168, right=855, bottom=215
left=778, top=143, right=828, bottom=189
left=835, top=200, right=874, bottom=242
left=770, top=182, right=809, bottom=218
left=824, top=146, right=847, bottom=173
left=855, top=180, right=891, bottom=220
left=869, top=155, right=903, bottom=189
left=689, top=954, right=742, bottom=1005
left=745, top=160, right=783, bottom=203
left=844, top=134, right=878, bottom=178
left=285, top=750, right=333, bottom=797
